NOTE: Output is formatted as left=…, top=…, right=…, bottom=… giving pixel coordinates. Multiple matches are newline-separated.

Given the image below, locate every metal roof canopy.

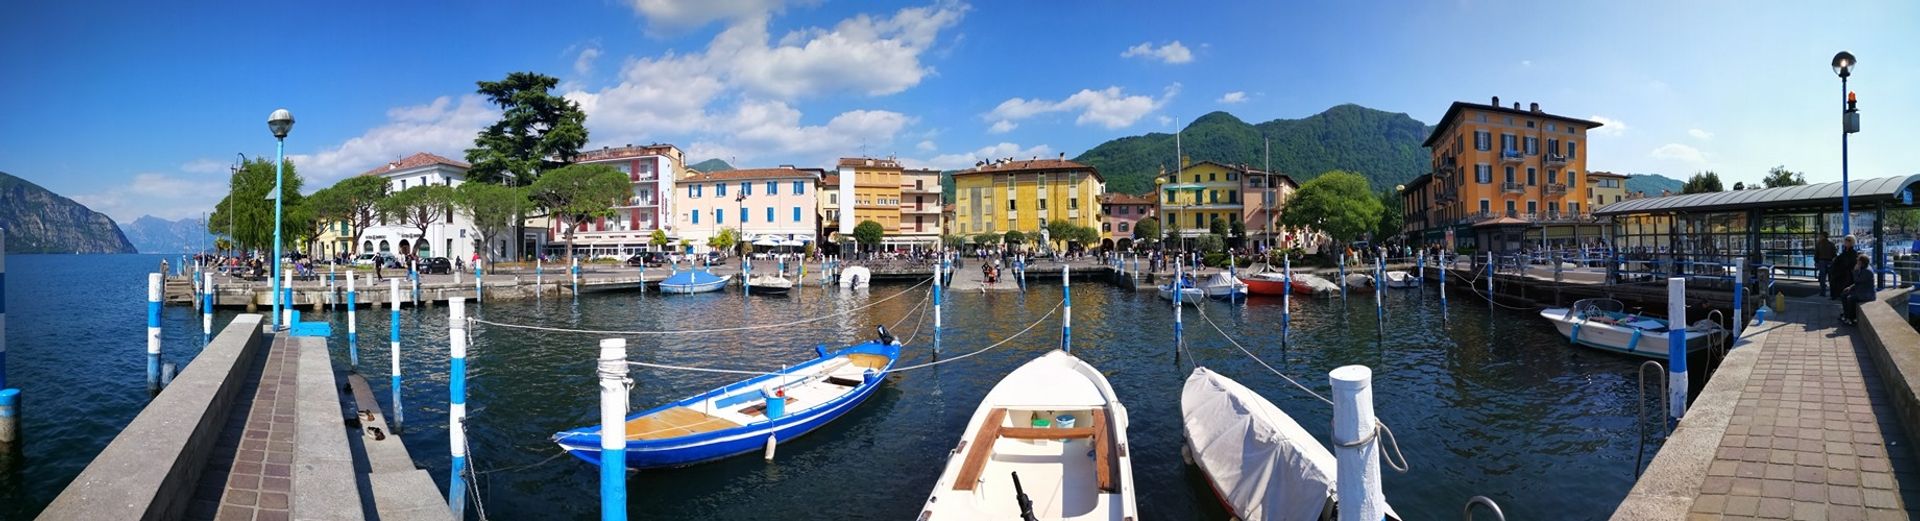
left=1593, top=174, right=1920, bottom=216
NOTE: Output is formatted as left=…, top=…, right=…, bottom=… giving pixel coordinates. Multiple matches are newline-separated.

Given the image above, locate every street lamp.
left=1832, top=51, right=1857, bottom=236
left=268, top=108, right=294, bottom=331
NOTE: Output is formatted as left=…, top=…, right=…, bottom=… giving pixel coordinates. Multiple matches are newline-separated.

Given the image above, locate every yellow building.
left=312, top=220, right=354, bottom=259
left=952, top=156, right=1104, bottom=248
left=1159, top=159, right=1246, bottom=240
left=834, top=157, right=902, bottom=237
left=1587, top=170, right=1630, bottom=210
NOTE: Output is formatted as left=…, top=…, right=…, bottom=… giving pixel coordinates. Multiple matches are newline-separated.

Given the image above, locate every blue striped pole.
left=1060, top=265, right=1071, bottom=353
left=1487, top=252, right=1495, bottom=310
left=1339, top=255, right=1347, bottom=299
left=1668, top=277, right=1688, bottom=427
left=1173, top=259, right=1184, bottom=344
left=1440, top=253, right=1448, bottom=306
left=327, top=268, right=335, bottom=312
left=0, top=229, right=10, bottom=442
left=572, top=257, right=580, bottom=294
left=598, top=338, right=629, bottom=521
left=474, top=259, right=483, bottom=303
left=389, top=277, right=404, bottom=429
left=639, top=260, right=646, bottom=294
left=1417, top=252, right=1425, bottom=285
left=148, top=273, right=162, bottom=391
left=1375, top=254, right=1384, bottom=321
left=410, top=261, right=420, bottom=306
left=744, top=258, right=751, bottom=296
left=346, top=272, right=358, bottom=366
left=536, top=258, right=544, bottom=296
left=1282, top=255, right=1291, bottom=342
left=933, top=258, right=943, bottom=353
left=447, top=297, right=469, bottom=518
left=202, top=272, right=214, bottom=343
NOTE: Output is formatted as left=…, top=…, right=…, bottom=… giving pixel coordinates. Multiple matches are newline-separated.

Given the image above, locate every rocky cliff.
left=0, top=171, right=138, bottom=253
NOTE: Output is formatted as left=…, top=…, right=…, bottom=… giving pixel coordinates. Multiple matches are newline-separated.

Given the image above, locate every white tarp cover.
left=1181, top=367, right=1337, bottom=521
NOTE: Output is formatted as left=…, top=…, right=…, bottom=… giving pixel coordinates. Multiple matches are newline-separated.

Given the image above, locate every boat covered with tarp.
left=1181, top=367, right=1400, bottom=520
left=658, top=269, right=731, bottom=294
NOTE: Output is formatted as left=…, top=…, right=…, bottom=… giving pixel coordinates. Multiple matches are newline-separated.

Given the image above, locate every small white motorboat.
left=1289, top=273, right=1340, bottom=296
left=745, top=273, right=793, bottom=295
left=921, top=350, right=1136, bottom=520
left=1158, top=273, right=1206, bottom=305
left=1181, top=367, right=1398, bottom=521
left=838, top=266, right=872, bottom=289
left=1539, top=298, right=1721, bottom=358
left=1200, top=272, right=1249, bottom=300
left=1383, top=271, right=1417, bottom=289
left=1341, top=273, right=1376, bottom=292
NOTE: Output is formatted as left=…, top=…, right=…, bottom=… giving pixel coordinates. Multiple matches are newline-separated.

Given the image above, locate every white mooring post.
left=1331, top=365, right=1386, bottom=521
left=1668, top=277, right=1689, bottom=427
left=1338, top=255, right=1347, bottom=299
left=933, top=257, right=943, bottom=353
left=347, top=272, right=359, bottom=366
left=147, top=273, right=163, bottom=391
left=1061, top=265, right=1072, bottom=353
left=448, top=297, right=469, bottom=519
left=283, top=269, right=295, bottom=329
left=598, top=338, right=629, bottom=521
left=1173, top=259, right=1184, bottom=344
left=1, top=227, right=15, bottom=446
left=1733, top=258, right=1746, bottom=343
left=390, top=277, right=404, bottom=429
left=1416, top=252, right=1425, bottom=285
left=1282, top=255, right=1292, bottom=342
left=202, top=272, right=214, bottom=341
left=1439, top=253, right=1449, bottom=307
left=536, top=258, right=544, bottom=296
left=572, top=257, right=581, bottom=294
left=1486, top=252, right=1495, bottom=310
left=474, top=258, right=483, bottom=303
left=327, top=267, right=335, bottom=312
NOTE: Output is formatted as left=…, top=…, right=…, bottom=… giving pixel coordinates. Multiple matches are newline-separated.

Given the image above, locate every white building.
left=544, top=143, right=685, bottom=257
left=357, top=152, right=480, bottom=261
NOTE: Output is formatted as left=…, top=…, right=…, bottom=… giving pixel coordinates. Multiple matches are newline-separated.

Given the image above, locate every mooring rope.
left=470, top=276, right=933, bottom=335
left=888, top=300, right=1061, bottom=373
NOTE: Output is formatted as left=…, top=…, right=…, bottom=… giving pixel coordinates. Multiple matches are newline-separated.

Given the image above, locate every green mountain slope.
left=688, top=158, right=734, bottom=172
left=1073, top=104, right=1434, bottom=195
left=0, top=171, right=137, bottom=253
left=1624, top=173, right=1683, bottom=197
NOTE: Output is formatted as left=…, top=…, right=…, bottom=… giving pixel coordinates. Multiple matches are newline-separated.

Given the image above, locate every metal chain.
left=470, top=276, right=932, bottom=336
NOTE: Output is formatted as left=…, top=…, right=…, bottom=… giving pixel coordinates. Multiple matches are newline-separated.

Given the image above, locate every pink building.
left=550, top=144, right=685, bottom=256
left=675, top=166, right=823, bottom=250
left=1241, top=169, right=1297, bottom=246
left=1100, top=192, right=1158, bottom=248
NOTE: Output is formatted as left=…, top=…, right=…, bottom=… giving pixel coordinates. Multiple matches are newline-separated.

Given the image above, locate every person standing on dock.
left=1814, top=232, right=1836, bottom=293
left=1841, top=253, right=1874, bottom=326
left=1829, top=235, right=1858, bottom=302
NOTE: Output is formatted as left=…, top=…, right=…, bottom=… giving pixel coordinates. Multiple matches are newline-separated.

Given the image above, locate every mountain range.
left=0, top=171, right=136, bottom=253
left=1624, top=173, right=1684, bottom=197
left=1073, top=104, right=1435, bottom=195
left=688, top=158, right=734, bottom=172
left=122, top=215, right=215, bottom=254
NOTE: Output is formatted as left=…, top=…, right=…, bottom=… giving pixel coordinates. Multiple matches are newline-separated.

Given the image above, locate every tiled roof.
left=576, top=144, right=680, bottom=162
left=952, top=158, right=1102, bottom=181
left=821, top=175, right=841, bottom=185
left=1587, top=170, right=1629, bottom=178
left=1423, top=101, right=1605, bottom=147
left=360, top=152, right=469, bottom=176
left=1102, top=193, right=1156, bottom=205
left=682, top=167, right=821, bottom=183
left=837, top=157, right=901, bottom=169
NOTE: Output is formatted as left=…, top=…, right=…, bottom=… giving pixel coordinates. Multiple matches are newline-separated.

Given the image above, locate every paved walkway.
left=187, top=334, right=296, bottom=521
left=1686, top=302, right=1919, bottom=520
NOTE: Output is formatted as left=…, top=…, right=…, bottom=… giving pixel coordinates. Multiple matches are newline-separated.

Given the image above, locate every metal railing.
left=1544, top=183, right=1568, bottom=196
left=1501, top=182, right=1525, bottom=194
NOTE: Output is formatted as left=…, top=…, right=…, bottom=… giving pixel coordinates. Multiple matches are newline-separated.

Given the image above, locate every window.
left=1502, top=166, right=1514, bottom=184
left=1008, top=200, right=1017, bottom=211
left=1501, top=134, right=1516, bottom=153
left=1480, top=199, right=1491, bottom=213
left=1227, top=172, right=1238, bottom=181
left=400, top=180, right=407, bottom=190
left=1070, top=198, right=1079, bottom=209
left=915, top=180, right=924, bottom=190
left=741, top=182, right=751, bottom=196
left=1208, top=172, right=1217, bottom=182
left=1568, top=142, right=1578, bottom=159
left=692, top=184, right=702, bottom=197
left=1527, top=168, right=1537, bottom=185
left=766, top=207, right=774, bottom=222
left=1119, top=222, right=1130, bottom=232
left=1506, top=201, right=1516, bottom=215
left=1526, top=120, right=1536, bottom=128
left=795, top=181, right=807, bottom=194
left=1039, top=199, right=1048, bottom=210
left=1548, top=202, right=1559, bottom=215
left=716, top=183, right=727, bottom=196
left=1477, top=164, right=1493, bottom=184
left=766, top=181, right=777, bottom=195
left=716, top=209, right=725, bottom=224
left=1571, top=202, right=1581, bottom=214
left=692, top=210, right=700, bottom=224
left=1547, top=170, right=1558, bottom=184
left=1208, top=191, right=1218, bottom=204
left=1505, top=117, right=1514, bottom=125
left=1547, top=123, right=1557, bottom=132
left=1548, top=139, right=1560, bottom=155
left=793, top=207, right=801, bottom=222
left=1103, top=222, right=1111, bottom=232
left=1228, top=190, right=1238, bottom=204
left=1527, top=201, right=1537, bottom=214
left=742, top=207, right=750, bottom=223
left=1525, top=137, right=1538, bottom=155
left=1193, top=174, right=1201, bottom=183
left=1475, top=131, right=1491, bottom=151
left=828, top=193, right=837, bottom=204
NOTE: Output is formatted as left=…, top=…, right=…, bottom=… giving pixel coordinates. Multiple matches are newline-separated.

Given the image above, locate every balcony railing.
left=1545, top=153, right=1569, bottom=166
left=1501, top=182, right=1525, bottom=194
left=1500, top=149, right=1524, bottom=163
left=1544, top=183, right=1568, bottom=196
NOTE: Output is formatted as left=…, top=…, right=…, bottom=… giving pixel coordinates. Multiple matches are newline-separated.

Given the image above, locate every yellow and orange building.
left=1402, top=97, right=1606, bottom=252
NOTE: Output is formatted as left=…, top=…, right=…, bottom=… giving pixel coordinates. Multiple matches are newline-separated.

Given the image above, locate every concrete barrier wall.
left=39, top=314, right=267, bottom=521
left=291, top=336, right=365, bottom=521
left=1859, top=289, right=1920, bottom=449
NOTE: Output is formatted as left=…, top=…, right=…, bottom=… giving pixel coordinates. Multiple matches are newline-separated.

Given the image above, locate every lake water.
left=1, top=254, right=1674, bottom=520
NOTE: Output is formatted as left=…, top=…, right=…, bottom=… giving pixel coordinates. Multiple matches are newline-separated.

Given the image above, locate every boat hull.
left=658, top=279, right=729, bottom=294
left=1383, top=271, right=1417, bottom=289
left=1539, top=308, right=1711, bottom=358
left=1239, top=276, right=1290, bottom=296
left=1158, top=285, right=1206, bottom=305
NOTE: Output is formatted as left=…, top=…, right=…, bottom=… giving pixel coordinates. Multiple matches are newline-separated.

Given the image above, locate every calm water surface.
left=1, top=255, right=1678, bottom=519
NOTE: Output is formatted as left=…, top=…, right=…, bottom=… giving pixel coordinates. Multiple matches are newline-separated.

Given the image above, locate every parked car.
left=704, top=252, right=727, bottom=266
left=626, top=252, right=668, bottom=267
left=422, top=257, right=453, bottom=274
left=352, top=253, right=378, bottom=267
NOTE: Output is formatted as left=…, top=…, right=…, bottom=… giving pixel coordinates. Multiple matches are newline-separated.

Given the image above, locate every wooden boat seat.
left=846, top=353, right=891, bottom=370
left=740, top=397, right=797, bottom=417
left=953, top=408, right=1118, bottom=493
left=625, top=407, right=741, bottom=441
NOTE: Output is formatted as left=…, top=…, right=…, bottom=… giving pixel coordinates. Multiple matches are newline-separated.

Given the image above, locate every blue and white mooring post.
left=282, top=269, right=295, bottom=329
left=572, top=257, right=580, bottom=295
left=1060, top=265, right=1071, bottom=353
left=1439, top=253, right=1448, bottom=307
left=744, top=258, right=752, bottom=296
left=932, top=257, right=943, bottom=354
left=1338, top=255, right=1347, bottom=299
left=202, top=272, right=214, bottom=343
left=474, top=259, right=483, bottom=303
left=536, top=258, right=544, bottom=296
left=1331, top=365, right=1386, bottom=521
left=1486, top=252, right=1495, bottom=310
left=1282, top=255, right=1292, bottom=342
left=447, top=297, right=469, bottom=519
left=1416, top=252, right=1425, bottom=284
left=1733, top=258, right=1746, bottom=342
left=1173, top=259, right=1184, bottom=345
left=410, top=261, right=420, bottom=306
left=147, top=273, right=163, bottom=391
left=1, top=228, right=16, bottom=446
left=346, top=272, right=359, bottom=366
left=389, top=277, right=404, bottom=430
left=1668, top=277, right=1688, bottom=428
left=598, top=338, right=629, bottom=521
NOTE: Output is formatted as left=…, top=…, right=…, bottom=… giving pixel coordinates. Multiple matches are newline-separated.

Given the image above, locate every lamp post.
left=1832, top=51, right=1856, bottom=237
left=268, top=109, right=294, bottom=331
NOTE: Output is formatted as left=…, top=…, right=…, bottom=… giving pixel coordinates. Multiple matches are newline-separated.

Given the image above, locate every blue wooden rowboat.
left=552, top=339, right=901, bottom=469
left=657, top=270, right=731, bottom=294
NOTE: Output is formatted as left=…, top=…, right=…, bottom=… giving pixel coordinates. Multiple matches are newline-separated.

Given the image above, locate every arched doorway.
left=378, top=240, right=391, bottom=253
left=1100, top=238, right=1115, bottom=251
left=1117, top=238, right=1133, bottom=251
left=397, top=239, right=412, bottom=256
left=361, top=240, right=373, bottom=254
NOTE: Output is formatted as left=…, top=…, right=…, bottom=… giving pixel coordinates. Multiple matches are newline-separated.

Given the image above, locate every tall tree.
left=1682, top=171, right=1724, bottom=194
left=1375, top=188, right=1404, bottom=242
left=455, top=182, right=528, bottom=261
left=1278, top=170, right=1382, bottom=245
left=209, top=156, right=303, bottom=252
left=1003, top=230, right=1026, bottom=245
left=973, top=232, right=1002, bottom=246
left=465, top=72, right=591, bottom=186
left=1046, top=220, right=1079, bottom=250
left=853, top=220, right=885, bottom=251
left=529, top=164, right=630, bottom=261
left=295, top=185, right=345, bottom=256
left=326, top=175, right=389, bottom=255
left=1762, top=165, right=1807, bottom=188
left=1132, top=217, right=1161, bottom=246
left=379, top=185, right=457, bottom=257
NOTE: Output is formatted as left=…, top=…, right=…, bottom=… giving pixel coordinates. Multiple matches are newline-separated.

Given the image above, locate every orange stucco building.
left=1402, top=97, right=1607, bottom=252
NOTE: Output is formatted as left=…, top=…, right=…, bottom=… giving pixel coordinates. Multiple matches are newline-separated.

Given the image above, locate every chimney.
left=1512, top=102, right=1520, bottom=110
left=1058, top=152, right=1065, bottom=160
left=1181, top=155, right=1191, bottom=169
left=1529, top=102, right=1541, bottom=113
left=1491, top=95, right=1499, bottom=107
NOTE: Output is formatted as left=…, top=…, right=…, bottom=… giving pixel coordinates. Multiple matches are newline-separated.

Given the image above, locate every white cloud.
left=1120, top=40, right=1193, bottom=64
left=710, top=100, right=913, bottom=164
left=287, top=95, right=499, bottom=183
left=1588, top=115, right=1628, bottom=137
left=916, top=140, right=936, bottom=152
left=1651, top=143, right=1707, bottom=165
left=911, top=142, right=1054, bottom=171
left=987, top=119, right=1016, bottom=134
left=984, top=84, right=1178, bottom=131
left=1520, top=60, right=1533, bottom=67
left=1217, top=91, right=1247, bottom=104
left=573, top=45, right=602, bottom=76
left=74, top=172, right=228, bottom=222
left=626, top=0, right=789, bottom=32
left=179, top=158, right=228, bottom=175
left=1156, top=115, right=1174, bottom=126
left=1688, top=128, right=1713, bottom=140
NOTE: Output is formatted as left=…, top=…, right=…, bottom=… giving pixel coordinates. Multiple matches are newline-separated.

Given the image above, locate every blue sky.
left=3, top=0, right=1916, bottom=222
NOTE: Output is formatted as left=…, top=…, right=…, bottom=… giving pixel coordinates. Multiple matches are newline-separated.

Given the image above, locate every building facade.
left=674, top=166, right=822, bottom=250
left=1100, top=192, right=1157, bottom=248
left=952, top=157, right=1104, bottom=248
left=1406, top=97, right=1605, bottom=252
left=818, top=174, right=843, bottom=244
left=835, top=157, right=903, bottom=239
left=547, top=144, right=685, bottom=257
left=897, top=168, right=942, bottom=248
left=1159, top=160, right=1246, bottom=240
left=357, top=152, right=480, bottom=261
left=1241, top=169, right=1297, bottom=246
left=1587, top=170, right=1630, bottom=210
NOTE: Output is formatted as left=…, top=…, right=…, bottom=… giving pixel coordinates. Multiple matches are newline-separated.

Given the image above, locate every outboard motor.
left=875, top=324, right=897, bottom=346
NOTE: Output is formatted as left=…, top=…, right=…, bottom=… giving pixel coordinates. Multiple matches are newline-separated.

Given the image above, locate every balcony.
left=1501, top=182, right=1526, bottom=194
left=1433, top=157, right=1458, bottom=178
left=1500, top=149, right=1524, bottom=163
left=1545, top=153, right=1569, bottom=166
left=1544, top=183, right=1568, bottom=196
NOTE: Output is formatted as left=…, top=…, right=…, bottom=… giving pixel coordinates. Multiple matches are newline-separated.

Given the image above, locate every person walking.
left=1841, top=254, right=1874, bottom=326
left=1828, top=235, right=1858, bottom=302
left=1814, top=231, right=1836, bottom=293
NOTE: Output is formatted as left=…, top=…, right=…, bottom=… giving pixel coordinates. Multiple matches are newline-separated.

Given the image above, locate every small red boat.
left=1237, top=272, right=1291, bottom=296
